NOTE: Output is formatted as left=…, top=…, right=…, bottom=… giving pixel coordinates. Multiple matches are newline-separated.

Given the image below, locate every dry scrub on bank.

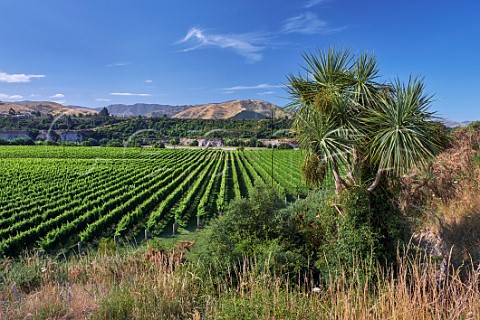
left=401, top=124, right=480, bottom=269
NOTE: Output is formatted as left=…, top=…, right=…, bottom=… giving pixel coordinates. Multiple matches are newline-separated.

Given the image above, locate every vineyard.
left=0, top=146, right=308, bottom=256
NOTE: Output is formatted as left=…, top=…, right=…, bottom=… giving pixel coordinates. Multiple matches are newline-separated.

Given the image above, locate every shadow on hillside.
left=440, top=209, right=480, bottom=269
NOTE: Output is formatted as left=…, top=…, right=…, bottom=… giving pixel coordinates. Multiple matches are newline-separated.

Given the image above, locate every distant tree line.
left=0, top=114, right=292, bottom=143
left=0, top=113, right=293, bottom=148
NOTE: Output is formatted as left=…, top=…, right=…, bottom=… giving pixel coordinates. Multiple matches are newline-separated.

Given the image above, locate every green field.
left=0, top=146, right=308, bottom=256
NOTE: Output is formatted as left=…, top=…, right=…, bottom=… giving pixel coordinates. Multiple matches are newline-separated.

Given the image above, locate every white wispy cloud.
left=53, top=100, right=67, bottom=105
left=50, top=93, right=65, bottom=99
left=304, top=0, right=328, bottom=8
left=0, top=93, right=23, bottom=100
left=96, top=98, right=111, bottom=102
left=0, top=72, right=45, bottom=83
left=107, top=63, right=130, bottom=67
left=178, top=27, right=267, bottom=63
left=222, top=83, right=280, bottom=91
left=145, top=80, right=153, bottom=83
left=257, top=91, right=275, bottom=96
left=282, top=12, right=344, bottom=34
left=110, top=92, right=152, bottom=97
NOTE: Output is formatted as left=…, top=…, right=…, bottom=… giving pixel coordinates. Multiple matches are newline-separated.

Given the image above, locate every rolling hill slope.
left=0, top=101, right=97, bottom=116
left=173, top=99, right=290, bottom=120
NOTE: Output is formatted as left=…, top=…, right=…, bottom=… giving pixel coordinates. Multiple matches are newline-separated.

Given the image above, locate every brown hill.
left=0, top=101, right=97, bottom=116
left=172, top=100, right=290, bottom=120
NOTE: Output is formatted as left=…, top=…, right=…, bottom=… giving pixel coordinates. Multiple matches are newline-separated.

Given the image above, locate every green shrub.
left=106, top=139, right=122, bottom=147
left=281, top=186, right=409, bottom=281
left=276, top=143, right=293, bottom=149
left=193, top=183, right=308, bottom=276
left=169, top=137, right=180, bottom=145
left=195, top=180, right=409, bottom=284
left=188, top=140, right=199, bottom=147
left=152, top=141, right=165, bottom=148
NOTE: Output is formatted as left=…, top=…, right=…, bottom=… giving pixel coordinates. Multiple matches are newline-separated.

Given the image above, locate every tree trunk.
left=367, top=167, right=385, bottom=192
left=332, top=161, right=348, bottom=194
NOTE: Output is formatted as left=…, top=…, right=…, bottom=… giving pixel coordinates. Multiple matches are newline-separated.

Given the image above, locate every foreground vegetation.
left=0, top=239, right=479, bottom=319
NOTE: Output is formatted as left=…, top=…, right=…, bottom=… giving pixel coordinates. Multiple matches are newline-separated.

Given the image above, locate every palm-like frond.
left=364, top=77, right=443, bottom=176
left=302, top=47, right=353, bottom=89
left=352, top=52, right=382, bottom=107
left=294, top=109, right=353, bottom=169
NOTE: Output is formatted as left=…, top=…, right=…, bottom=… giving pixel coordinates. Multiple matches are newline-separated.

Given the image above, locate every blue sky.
left=0, top=0, right=478, bottom=120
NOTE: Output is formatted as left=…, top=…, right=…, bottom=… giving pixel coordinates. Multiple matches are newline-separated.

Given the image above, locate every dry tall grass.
left=0, top=246, right=479, bottom=319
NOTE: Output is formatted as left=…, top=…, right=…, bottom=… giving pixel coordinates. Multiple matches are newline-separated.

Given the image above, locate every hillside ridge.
left=173, top=99, right=290, bottom=120
left=0, top=101, right=97, bottom=116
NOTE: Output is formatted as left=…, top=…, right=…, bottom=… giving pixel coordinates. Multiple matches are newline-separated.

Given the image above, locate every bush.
left=106, top=140, right=122, bottom=147
left=97, top=238, right=117, bottom=255
left=99, top=138, right=109, bottom=147
left=194, top=183, right=308, bottom=276
left=10, top=137, right=35, bottom=145
left=82, top=138, right=99, bottom=146
left=277, top=143, right=293, bottom=150
left=281, top=186, right=409, bottom=281
left=225, top=138, right=244, bottom=147
left=152, top=141, right=165, bottom=148
left=194, top=178, right=408, bottom=284
left=169, top=138, right=180, bottom=145
left=42, top=140, right=58, bottom=146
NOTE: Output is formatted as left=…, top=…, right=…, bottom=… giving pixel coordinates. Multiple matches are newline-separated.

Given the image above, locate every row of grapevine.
left=146, top=151, right=215, bottom=233
left=0, top=149, right=186, bottom=237
left=73, top=150, right=207, bottom=242
left=115, top=151, right=217, bottom=236
left=250, top=150, right=308, bottom=197
left=38, top=150, right=204, bottom=249
left=0, top=149, right=200, bottom=254
left=233, top=151, right=254, bottom=196
left=230, top=151, right=242, bottom=199
left=197, top=151, right=225, bottom=220
left=216, top=151, right=230, bottom=215
left=172, top=152, right=220, bottom=227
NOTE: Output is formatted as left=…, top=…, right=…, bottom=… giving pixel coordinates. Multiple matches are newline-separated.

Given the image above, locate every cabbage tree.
left=287, top=48, right=444, bottom=193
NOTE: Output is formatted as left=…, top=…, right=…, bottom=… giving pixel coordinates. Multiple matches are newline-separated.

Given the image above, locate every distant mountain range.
left=101, top=99, right=290, bottom=120
left=441, top=120, right=473, bottom=128
left=1, top=99, right=475, bottom=126
left=96, top=103, right=192, bottom=118
left=0, top=101, right=97, bottom=116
